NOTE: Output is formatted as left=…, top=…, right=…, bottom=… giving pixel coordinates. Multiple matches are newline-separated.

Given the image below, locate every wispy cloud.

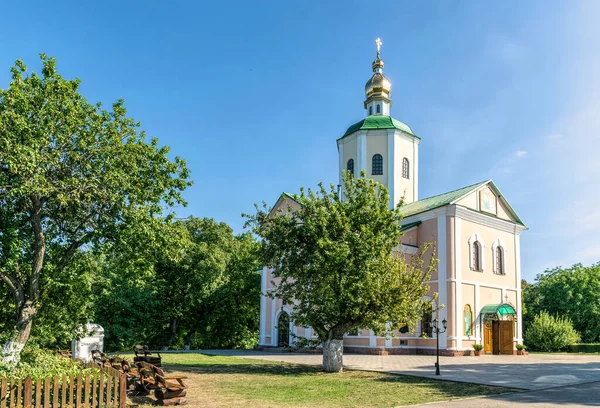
left=515, top=150, right=528, bottom=158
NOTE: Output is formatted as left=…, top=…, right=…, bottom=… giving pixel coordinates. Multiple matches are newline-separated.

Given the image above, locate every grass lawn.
left=128, top=353, right=515, bottom=407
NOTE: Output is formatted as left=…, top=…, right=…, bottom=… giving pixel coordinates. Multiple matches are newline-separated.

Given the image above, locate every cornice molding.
left=401, top=205, right=525, bottom=235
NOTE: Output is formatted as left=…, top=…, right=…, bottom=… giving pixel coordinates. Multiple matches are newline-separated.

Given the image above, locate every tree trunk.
left=2, top=197, right=46, bottom=364
left=2, top=302, right=37, bottom=364
left=166, top=318, right=179, bottom=347
left=183, top=330, right=196, bottom=350
left=322, top=338, right=344, bottom=373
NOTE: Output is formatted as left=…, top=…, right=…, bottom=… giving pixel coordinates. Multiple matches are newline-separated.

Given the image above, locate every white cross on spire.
left=375, top=38, right=382, bottom=52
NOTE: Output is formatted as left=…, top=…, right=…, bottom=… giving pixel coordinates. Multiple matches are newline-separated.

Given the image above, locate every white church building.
left=258, top=40, right=527, bottom=356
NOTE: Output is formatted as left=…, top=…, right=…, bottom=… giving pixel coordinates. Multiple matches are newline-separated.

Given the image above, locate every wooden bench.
left=135, top=362, right=188, bottom=405
left=133, top=344, right=162, bottom=367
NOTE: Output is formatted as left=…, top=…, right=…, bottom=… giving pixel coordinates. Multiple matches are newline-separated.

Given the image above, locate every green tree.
left=155, top=217, right=261, bottom=350
left=523, top=263, right=600, bottom=343
left=245, top=172, right=437, bottom=372
left=0, top=55, right=190, bottom=363
left=525, top=311, right=580, bottom=352
left=186, top=231, right=261, bottom=349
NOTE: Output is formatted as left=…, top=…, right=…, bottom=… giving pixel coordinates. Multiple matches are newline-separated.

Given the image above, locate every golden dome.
left=365, top=72, right=391, bottom=98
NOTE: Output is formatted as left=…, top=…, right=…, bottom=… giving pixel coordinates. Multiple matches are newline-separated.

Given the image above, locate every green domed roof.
left=340, top=115, right=417, bottom=139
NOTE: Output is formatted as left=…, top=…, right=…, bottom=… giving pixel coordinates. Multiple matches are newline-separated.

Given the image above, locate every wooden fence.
left=0, top=362, right=126, bottom=408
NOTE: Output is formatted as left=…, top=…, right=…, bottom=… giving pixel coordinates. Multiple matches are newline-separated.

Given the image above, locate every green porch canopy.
left=480, top=303, right=517, bottom=320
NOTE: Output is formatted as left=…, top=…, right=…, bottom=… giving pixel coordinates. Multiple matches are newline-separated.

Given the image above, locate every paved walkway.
left=416, top=381, right=600, bottom=407
left=199, top=350, right=600, bottom=391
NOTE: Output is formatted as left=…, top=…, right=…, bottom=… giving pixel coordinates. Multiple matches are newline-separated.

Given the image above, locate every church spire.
left=364, top=38, right=392, bottom=116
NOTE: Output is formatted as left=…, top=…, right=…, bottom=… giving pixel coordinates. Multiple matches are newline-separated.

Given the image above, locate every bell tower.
left=337, top=38, right=420, bottom=208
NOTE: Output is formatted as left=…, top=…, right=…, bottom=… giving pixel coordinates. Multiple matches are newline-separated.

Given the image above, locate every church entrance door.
left=498, top=321, right=514, bottom=355
left=484, top=322, right=493, bottom=354
left=484, top=320, right=514, bottom=355
left=277, top=312, right=290, bottom=347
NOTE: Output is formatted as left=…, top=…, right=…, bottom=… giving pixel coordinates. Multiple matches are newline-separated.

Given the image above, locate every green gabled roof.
left=400, top=221, right=421, bottom=232
left=399, top=181, right=488, bottom=218
left=282, top=192, right=303, bottom=204
left=278, top=180, right=525, bottom=227
left=340, top=115, right=418, bottom=139
left=399, top=180, right=526, bottom=227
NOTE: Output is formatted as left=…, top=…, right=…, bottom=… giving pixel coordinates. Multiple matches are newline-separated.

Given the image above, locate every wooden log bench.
left=135, top=362, right=188, bottom=405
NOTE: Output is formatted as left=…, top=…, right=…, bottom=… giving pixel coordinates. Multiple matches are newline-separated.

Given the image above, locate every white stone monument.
left=71, top=323, right=104, bottom=362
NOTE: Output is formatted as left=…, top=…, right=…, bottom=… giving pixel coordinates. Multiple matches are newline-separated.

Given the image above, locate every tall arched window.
left=369, top=106, right=373, bottom=115
left=346, top=159, right=354, bottom=175
left=464, top=304, right=473, bottom=336
left=469, top=234, right=485, bottom=271
left=372, top=154, right=383, bottom=175
left=402, top=158, right=410, bottom=179
left=496, top=247, right=504, bottom=275
left=492, top=239, right=505, bottom=275
left=472, top=242, right=480, bottom=271
left=277, top=311, right=290, bottom=347
left=376, top=104, right=381, bottom=113
left=421, top=310, right=433, bottom=337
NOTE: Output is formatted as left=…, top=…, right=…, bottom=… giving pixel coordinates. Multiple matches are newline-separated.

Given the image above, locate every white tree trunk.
left=322, top=339, right=344, bottom=373
left=2, top=339, right=25, bottom=365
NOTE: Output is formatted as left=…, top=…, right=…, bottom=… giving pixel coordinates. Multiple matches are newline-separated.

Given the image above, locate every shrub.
left=525, top=311, right=580, bottom=352
left=0, top=344, right=98, bottom=380
left=516, top=344, right=527, bottom=351
left=472, top=344, right=483, bottom=351
left=568, top=343, right=600, bottom=353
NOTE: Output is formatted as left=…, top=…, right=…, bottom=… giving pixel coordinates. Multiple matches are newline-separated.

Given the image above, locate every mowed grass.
left=129, top=353, right=515, bottom=408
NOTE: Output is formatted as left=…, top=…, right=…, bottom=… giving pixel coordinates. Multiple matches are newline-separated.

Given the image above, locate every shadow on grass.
left=164, top=360, right=515, bottom=393
left=128, top=393, right=156, bottom=407
left=165, top=361, right=323, bottom=377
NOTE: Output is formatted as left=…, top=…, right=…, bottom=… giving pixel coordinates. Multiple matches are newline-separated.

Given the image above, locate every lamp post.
left=432, top=318, right=447, bottom=375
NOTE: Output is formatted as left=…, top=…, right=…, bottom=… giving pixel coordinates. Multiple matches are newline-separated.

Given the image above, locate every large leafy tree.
left=93, top=217, right=190, bottom=352
left=155, top=217, right=234, bottom=348
left=245, top=172, right=437, bottom=372
left=0, top=55, right=190, bottom=363
left=523, top=263, right=600, bottom=343
left=155, top=217, right=261, bottom=350
left=182, top=230, right=261, bottom=350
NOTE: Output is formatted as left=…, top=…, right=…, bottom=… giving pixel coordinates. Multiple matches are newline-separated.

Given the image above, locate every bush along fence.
left=0, top=362, right=126, bottom=408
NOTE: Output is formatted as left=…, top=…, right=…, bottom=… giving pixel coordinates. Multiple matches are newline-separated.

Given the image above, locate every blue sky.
left=0, top=1, right=598, bottom=281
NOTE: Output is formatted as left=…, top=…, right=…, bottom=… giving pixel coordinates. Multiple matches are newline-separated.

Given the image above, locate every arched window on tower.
left=372, top=154, right=383, bottom=175
left=347, top=159, right=354, bottom=175
left=402, top=158, right=410, bottom=179
left=369, top=106, right=373, bottom=115
left=376, top=104, right=381, bottom=113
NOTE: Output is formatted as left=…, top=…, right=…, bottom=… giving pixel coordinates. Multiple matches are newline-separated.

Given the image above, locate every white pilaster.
left=369, top=330, right=376, bottom=347
left=357, top=133, right=367, bottom=175
left=259, top=267, right=267, bottom=345
left=387, top=131, right=395, bottom=209
left=338, top=142, right=344, bottom=199
left=515, top=233, right=523, bottom=342
left=271, top=297, right=277, bottom=345
left=475, top=283, right=481, bottom=341
left=454, top=218, right=462, bottom=349
left=437, top=216, right=448, bottom=348
left=413, top=141, right=419, bottom=201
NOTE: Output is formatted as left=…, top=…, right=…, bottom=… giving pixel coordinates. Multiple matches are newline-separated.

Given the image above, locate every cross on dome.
left=375, top=38, right=382, bottom=53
